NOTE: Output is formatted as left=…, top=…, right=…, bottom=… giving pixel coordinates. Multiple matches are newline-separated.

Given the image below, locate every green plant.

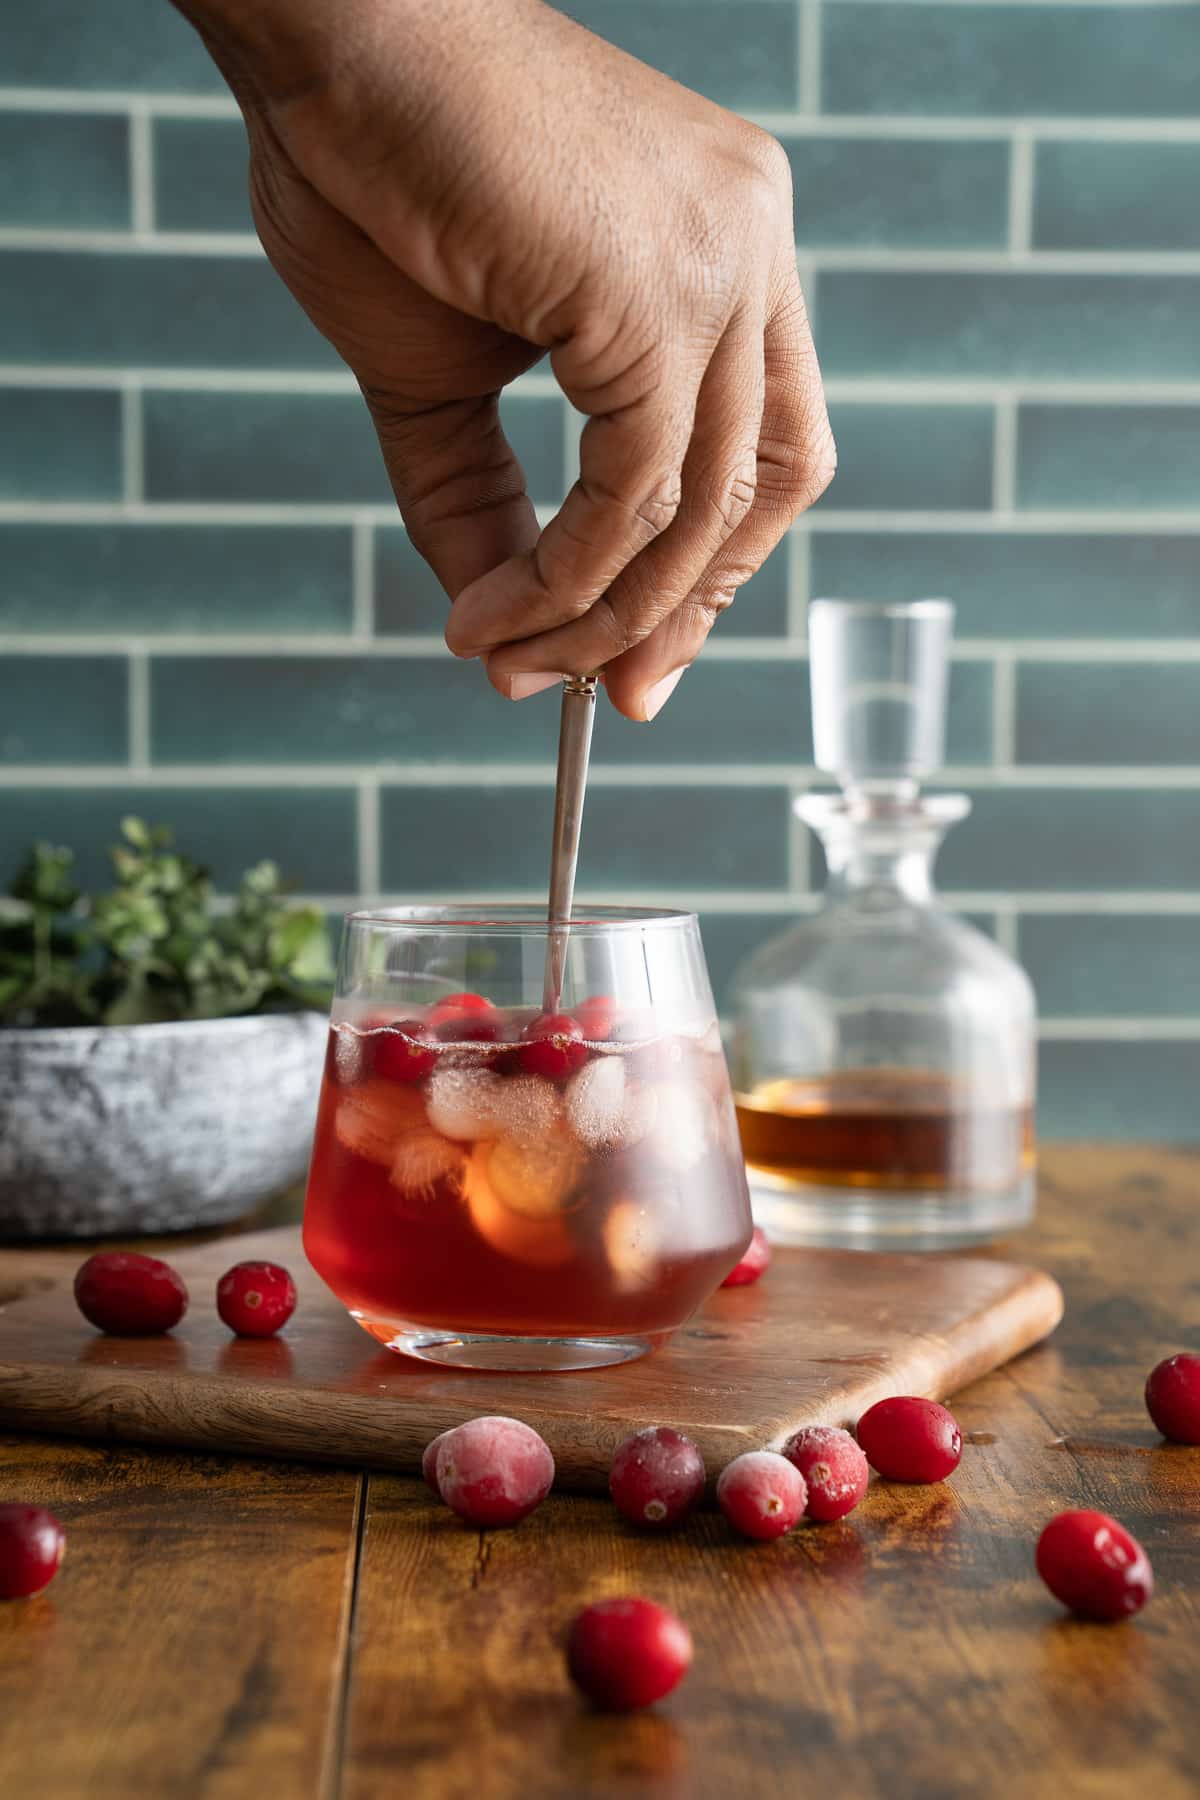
left=0, top=818, right=334, bottom=1029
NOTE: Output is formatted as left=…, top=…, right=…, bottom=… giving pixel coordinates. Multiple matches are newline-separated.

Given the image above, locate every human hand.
left=179, top=0, right=835, bottom=718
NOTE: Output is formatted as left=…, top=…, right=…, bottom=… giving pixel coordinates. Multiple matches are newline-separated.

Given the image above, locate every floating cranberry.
left=856, top=1396, right=962, bottom=1483
left=74, top=1251, right=188, bottom=1336
left=574, top=994, right=618, bottom=1041
left=716, top=1451, right=807, bottom=1541
left=518, top=1013, right=590, bottom=1081
left=216, top=1261, right=297, bottom=1337
left=1145, top=1352, right=1200, bottom=1445
left=0, top=1505, right=65, bottom=1600
left=609, top=1426, right=705, bottom=1530
left=721, top=1226, right=772, bottom=1288
left=422, top=1430, right=451, bottom=1494
left=429, top=992, right=495, bottom=1023
left=434, top=1416, right=555, bottom=1528
left=1036, top=1509, right=1153, bottom=1622
left=367, top=1021, right=438, bottom=1084
left=567, top=1597, right=693, bottom=1711
left=782, top=1425, right=870, bottom=1522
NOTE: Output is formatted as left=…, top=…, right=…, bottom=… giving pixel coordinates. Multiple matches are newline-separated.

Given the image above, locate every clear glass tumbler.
left=303, top=905, right=752, bottom=1370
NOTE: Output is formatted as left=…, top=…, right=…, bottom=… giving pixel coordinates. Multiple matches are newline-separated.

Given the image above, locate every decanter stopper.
left=809, top=598, right=954, bottom=795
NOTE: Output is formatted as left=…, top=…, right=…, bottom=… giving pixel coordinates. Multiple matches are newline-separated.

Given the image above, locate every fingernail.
left=506, top=672, right=562, bottom=701
left=642, top=667, right=685, bottom=721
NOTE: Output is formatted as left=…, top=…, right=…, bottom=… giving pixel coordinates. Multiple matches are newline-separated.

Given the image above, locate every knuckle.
left=707, top=451, right=759, bottom=537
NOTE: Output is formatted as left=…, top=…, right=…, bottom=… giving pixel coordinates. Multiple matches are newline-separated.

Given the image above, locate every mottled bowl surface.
left=0, top=1011, right=328, bottom=1239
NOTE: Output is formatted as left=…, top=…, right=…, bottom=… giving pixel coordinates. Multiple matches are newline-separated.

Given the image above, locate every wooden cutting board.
left=0, top=1226, right=1063, bottom=1492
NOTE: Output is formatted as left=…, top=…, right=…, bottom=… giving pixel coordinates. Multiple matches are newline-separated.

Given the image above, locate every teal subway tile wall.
left=0, top=0, right=1198, bottom=1139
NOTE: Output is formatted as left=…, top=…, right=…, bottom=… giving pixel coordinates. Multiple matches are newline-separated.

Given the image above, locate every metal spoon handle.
left=543, top=673, right=598, bottom=1013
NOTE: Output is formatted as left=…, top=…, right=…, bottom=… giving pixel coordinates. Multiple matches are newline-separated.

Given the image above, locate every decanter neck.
left=796, top=789, right=970, bottom=906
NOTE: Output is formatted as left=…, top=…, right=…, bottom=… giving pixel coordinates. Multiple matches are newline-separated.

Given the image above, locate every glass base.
left=749, top=1169, right=1035, bottom=1252
left=354, top=1313, right=659, bottom=1370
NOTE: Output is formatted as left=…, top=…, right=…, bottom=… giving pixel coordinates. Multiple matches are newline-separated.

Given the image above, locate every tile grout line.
left=991, top=395, right=1018, bottom=512
left=786, top=782, right=810, bottom=895
left=798, top=0, right=821, bottom=114
left=127, top=648, right=151, bottom=769
left=356, top=779, right=380, bottom=900
left=350, top=518, right=375, bottom=642
left=1007, top=130, right=1035, bottom=255
left=128, top=101, right=155, bottom=235
left=991, top=653, right=1018, bottom=766
left=993, top=902, right=1020, bottom=959
left=120, top=379, right=144, bottom=505
left=789, top=531, right=811, bottom=635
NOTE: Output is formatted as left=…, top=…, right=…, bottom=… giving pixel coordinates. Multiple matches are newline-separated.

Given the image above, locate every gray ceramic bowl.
left=0, top=1011, right=329, bottom=1239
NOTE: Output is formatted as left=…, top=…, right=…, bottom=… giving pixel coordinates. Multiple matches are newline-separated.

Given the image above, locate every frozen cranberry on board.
left=856, top=1397, right=962, bottom=1483
left=609, top=1426, right=706, bottom=1529
left=1145, top=1353, right=1200, bottom=1444
left=74, top=1252, right=188, bottom=1336
left=1036, top=1510, right=1154, bottom=1622
left=716, top=1451, right=807, bottom=1541
left=567, top=1598, right=693, bottom=1712
left=721, top=1226, right=772, bottom=1287
left=782, top=1425, right=870, bottom=1522
left=433, top=1416, right=555, bottom=1528
left=0, top=1506, right=65, bottom=1601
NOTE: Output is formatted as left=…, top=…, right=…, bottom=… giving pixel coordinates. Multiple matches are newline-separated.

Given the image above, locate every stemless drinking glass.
left=303, top=906, right=752, bottom=1370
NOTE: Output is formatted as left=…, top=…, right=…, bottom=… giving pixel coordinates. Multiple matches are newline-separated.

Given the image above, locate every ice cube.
left=425, top=1067, right=504, bottom=1142
left=335, top=1080, right=428, bottom=1165
left=389, top=1129, right=467, bottom=1201
left=332, top=1023, right=366, bottom=1086
left=650, top=1080, right=716, bottom=1173
left=565, top=1055, right=626, bottom=1148
left=490, top=1074, right=563, bottom=1145
left=603, top=1199, right=660, bottom=1292
left=487, top=1127, right=583, bottom=1218
left=464, top=1150, right=575, bottom=1267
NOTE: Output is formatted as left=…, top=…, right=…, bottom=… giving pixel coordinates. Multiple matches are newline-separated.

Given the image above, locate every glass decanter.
left=730, top=598, right=1036, bottom=1250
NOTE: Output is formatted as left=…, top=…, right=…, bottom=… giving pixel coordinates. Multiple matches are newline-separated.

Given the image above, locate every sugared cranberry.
left=434, top=1416, right=555, bottom=1528
left=721, top=1226, right=772, bottom=1287
left=1036, top=1510, right=1153, bottom=1622
left=422, top=1430, right=451, bottom=1494
left=367, top=1021, right=438, bottom=1084
left=716, top=1451, right=807, bottom=1541
left=216, top=1261, right=297, bottom=1337
left=782, top=1425, right=870, bottom=1522
left=74, top=1251, right=188, bottom=1336
left=567, top=1597, right=693, bottom=1711
left=0, top=1505, right=65, bottom=1600
left=518, top=1013, right=590, bottom=1081
left=1145, top=1352, right=1200, bottom=1444
left=856, top=1396, right=962, bottom=1483
left=609, top=1426, right=705, bottom=1530
left=574, top=994, right=618, bottom=1041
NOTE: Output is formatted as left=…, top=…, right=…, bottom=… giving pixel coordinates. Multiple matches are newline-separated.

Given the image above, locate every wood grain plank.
left=0, top=1437, right=362, bottom=1800
left=337, top=1147, right=1200, bottom=1800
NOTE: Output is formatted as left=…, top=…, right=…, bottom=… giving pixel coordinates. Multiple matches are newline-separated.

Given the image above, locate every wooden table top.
left=0, top=1144, right=1197, bottom=1800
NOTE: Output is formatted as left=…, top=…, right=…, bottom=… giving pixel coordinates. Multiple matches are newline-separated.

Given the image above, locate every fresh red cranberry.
left=434, top=1416, right=555, bottom=1528
left=429, top=992, right=495, bottom=1023
left=574, top=994, right=618, bottom=1041
left=1036, top=1510, right=1153, bottom=1622
left=721, top=1226, right=772, bottom=1288
left=609, top=1426, right=705, bottom=1530
left=716, top=1451, right=807, bottom=1541
left=567, top=1597, right=693, bottom=1711
left=1145, top=1352, right=1200, bottom=1444
left=366, top=1021, right=438, bottom=1084
left=0, top=1505, right=66, bottom=1600
left=781, top=1425, right=870, bottom=1522
left=422, top=1430, right=451, bottom=1493
left=517, top=1012, right=590, bottom=1080
left=216, top=1261, right=297, bottom=1338
left=74, top=1251, right=188, bottom=1336
left=856, top=1396, right=962, bottom=1483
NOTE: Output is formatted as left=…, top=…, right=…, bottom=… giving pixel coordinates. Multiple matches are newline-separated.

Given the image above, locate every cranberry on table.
left=567, top=1597, right=693, bottom=1712
left=782, top=1425, right=870, bottom=1522
left=721, top=1226, right=772, bottom=1288
left=422, top=1430, right=451, bottom=1494
left=716, top=1451, right=807, bottom=1541
left=856, top=1396, right=962, bottom=1483
left=609, top=1426, right=706, bottom=1530
left=366, top=1022, right=439, bottom=1084
left=1145, top=1352, right=1200, bottom=1445
left=0, top=1504, right=65, bottom=1600
left=1036, top=1509, right=1153, bottom=1622
left=216, top=1261, right=297, bottom=1338
left=74, top=1251, right=188, bottom=1336
left=434, top=1416, right=555, bottom=1528
left=517, top=1013, right=590, bottom=1081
